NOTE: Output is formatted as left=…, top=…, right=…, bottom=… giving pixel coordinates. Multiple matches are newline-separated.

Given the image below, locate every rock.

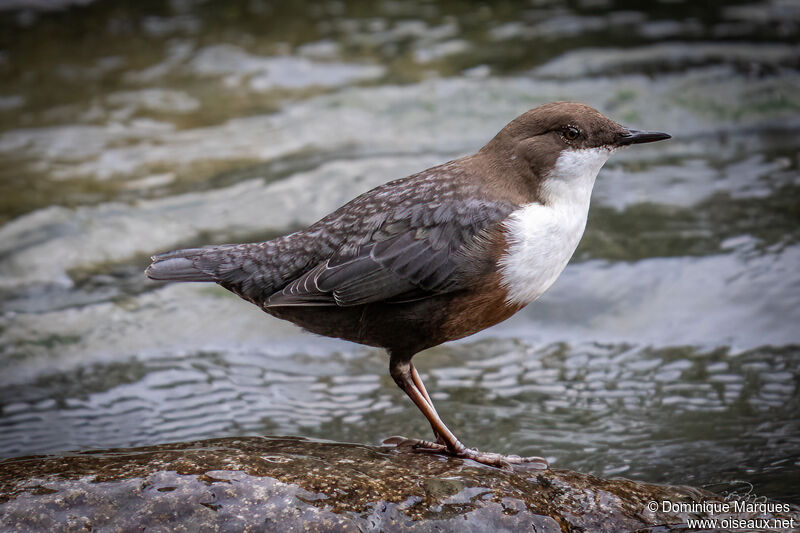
left=1, top=436, right=797, bottom=532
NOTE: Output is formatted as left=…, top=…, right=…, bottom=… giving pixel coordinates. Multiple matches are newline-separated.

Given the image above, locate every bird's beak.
left=616, top=129, right=671, bottom=146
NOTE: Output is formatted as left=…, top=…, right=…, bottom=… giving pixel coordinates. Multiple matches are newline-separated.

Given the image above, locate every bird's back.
left=146, top=156, right=519, bottom=317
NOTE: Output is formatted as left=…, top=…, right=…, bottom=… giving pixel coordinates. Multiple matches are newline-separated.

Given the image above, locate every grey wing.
left=266, top=199, right=515, bottom=307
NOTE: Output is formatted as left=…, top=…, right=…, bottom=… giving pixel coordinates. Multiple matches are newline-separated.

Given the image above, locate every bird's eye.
left=564, top=126, right=580, bottom=141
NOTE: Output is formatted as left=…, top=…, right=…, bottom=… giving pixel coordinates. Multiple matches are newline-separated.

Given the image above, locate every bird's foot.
left=382, top=436, right=548, bottom=471
left=384, top=435, right=446, bottom=452
left=456, top=447, right=549, bottom=470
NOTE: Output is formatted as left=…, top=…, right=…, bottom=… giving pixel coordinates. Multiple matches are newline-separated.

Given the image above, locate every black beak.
left=617, top=129, right=671, bottom=146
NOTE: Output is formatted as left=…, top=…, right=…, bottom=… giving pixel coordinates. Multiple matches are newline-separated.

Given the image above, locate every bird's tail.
left=145, top=242, right=279, bottom=299
left=145, top=247, right=220, bottom=282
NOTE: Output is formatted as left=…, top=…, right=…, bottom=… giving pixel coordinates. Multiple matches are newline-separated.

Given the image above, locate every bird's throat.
left=498, top=147, right=611, bottom=306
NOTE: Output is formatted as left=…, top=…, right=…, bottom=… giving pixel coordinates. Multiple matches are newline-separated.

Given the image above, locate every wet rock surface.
left=1, top=436, right=798, bottom=532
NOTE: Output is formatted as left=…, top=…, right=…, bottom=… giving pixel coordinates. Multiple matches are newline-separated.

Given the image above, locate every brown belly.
left=264, top=272, right=521, bottom=356
left=438, top=271, right=523, bottom=341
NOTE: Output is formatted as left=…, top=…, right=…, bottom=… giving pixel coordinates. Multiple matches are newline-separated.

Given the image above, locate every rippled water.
left=1, top=0, right=799, bottom=504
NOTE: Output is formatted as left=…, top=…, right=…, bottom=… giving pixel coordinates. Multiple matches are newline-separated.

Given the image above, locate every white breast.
left=498, top=147, right=613, bottom=305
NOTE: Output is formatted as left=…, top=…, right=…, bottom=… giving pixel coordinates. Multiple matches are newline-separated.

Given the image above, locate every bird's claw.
left=382, top=436, right=548, bottom=470
left=458, top=448, right=548, bottom=470
left=383, top=435, right=447, bottom=452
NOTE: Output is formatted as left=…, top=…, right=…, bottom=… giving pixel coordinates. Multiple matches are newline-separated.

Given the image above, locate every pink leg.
left=386, top=358, right=547, bottom=470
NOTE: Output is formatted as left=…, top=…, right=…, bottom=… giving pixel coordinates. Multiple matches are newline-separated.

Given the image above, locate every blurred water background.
left=0, top=0, right=798, bottom=504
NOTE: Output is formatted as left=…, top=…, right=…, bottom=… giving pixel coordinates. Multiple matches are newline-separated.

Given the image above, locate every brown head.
left=477, top=101, right=670, bottom=202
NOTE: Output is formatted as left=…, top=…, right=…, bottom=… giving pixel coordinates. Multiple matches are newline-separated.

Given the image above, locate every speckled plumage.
left=161, top=164, right=507, bottom=280
left=149, top=157, right=520, bottom=353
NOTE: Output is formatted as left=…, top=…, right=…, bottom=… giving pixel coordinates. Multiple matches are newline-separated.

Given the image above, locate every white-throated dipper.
left=146, top=102, right=670, bottom=469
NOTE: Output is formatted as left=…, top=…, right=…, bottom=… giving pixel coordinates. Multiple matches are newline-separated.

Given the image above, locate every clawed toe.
left=459, top=448, right=548, bottom=470
left=383, top=436, right=548, bottom=470
left=382, top=435, right=448, bottom=453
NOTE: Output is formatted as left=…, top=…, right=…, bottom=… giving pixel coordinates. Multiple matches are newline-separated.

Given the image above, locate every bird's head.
left=481, top=101, right=670, bottom=202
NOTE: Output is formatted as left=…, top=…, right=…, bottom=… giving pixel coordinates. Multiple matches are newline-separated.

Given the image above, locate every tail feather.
left=146, top=242, right=287, bottom=302
left=145, top=247, right=218, bottom=282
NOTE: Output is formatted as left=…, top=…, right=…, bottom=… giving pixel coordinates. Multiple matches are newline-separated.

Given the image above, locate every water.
left=1, top=0, right=799, bottom=504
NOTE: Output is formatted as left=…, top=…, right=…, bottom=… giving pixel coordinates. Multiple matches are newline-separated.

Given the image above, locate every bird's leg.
left=388, top=358, right=464, bottom=454
left=386, top=356, right=547, bottom=470
left=409, top=363, right=445, bottom=445
left=409, top=363, right=434, bottom=409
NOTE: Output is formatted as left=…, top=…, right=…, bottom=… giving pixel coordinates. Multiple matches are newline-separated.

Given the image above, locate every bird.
left=146, top=101, right=670, bottom=469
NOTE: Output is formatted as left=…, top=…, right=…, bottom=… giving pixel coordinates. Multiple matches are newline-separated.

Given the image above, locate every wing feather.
left=265, top=196, right=516, bottom=308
